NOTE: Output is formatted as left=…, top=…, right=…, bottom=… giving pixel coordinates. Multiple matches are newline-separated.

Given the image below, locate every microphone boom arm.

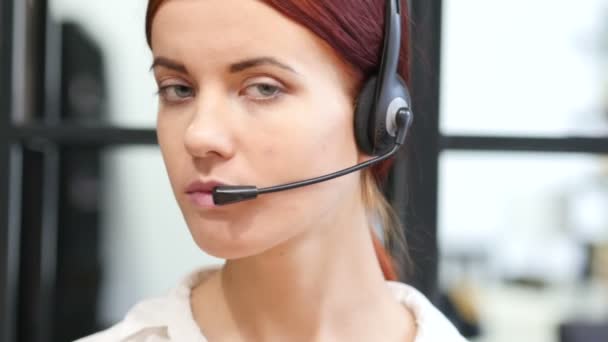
left=212, top=108, right=410, bottom=205
left=258, top=144, right=400, bottom=195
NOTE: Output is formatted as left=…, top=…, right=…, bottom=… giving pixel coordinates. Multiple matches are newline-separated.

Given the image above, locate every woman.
left=78, top=0, right=467, bottom=341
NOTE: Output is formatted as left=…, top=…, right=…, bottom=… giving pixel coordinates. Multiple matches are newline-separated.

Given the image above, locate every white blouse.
left=75, top=268, right=468, bottom=342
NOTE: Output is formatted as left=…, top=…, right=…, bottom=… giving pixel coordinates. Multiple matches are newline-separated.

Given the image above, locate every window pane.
left=46, top=0, right=157, bottom=128
left=440, top=0, right=608, bottom=137
left=438, top=152, right=608, bottom=342
left=54, top=146, right=221, bottom=341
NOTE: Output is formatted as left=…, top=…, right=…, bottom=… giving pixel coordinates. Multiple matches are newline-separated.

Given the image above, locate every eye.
left=242, top=81, right=284, bottom=102
left=157, top=84, right=194, bottom=103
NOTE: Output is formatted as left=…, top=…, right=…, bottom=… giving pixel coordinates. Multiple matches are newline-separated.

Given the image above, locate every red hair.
left=145, top=0, right=411, bottom=281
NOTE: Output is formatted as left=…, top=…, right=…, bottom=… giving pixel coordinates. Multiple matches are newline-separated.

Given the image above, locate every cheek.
left=156, top=117, right=187, bottom=191
left=251, top=103, right=356, bottom=188
left=157, top=122, right=175, bottom=165
left=260, top=111, right=356, bottom=217
left=304, top=109, right=356, bottom=165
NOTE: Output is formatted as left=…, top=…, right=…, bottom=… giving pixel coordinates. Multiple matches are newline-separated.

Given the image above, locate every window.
left=437, top=1, right=608, bottom=341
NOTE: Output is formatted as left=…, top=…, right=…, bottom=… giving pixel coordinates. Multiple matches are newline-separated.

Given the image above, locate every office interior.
left=1, top=0, right=607, bottom=341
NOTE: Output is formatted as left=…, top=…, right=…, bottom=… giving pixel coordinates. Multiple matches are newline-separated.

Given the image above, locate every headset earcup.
left=354, top=77, right=378, bottom=155
left=371, top=103, right=394, bottom=156
left=372, top=75, right=410, bottom=154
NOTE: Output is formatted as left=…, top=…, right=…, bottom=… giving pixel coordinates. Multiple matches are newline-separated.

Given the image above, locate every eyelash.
left=156, top=85, right=193, bottom=104
left=242, top=83, right=285, bottom=104
left=155, top=81, right=286, bottom=105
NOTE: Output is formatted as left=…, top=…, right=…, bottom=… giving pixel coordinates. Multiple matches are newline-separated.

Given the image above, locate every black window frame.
left=1, top=0, right=607, bottom=341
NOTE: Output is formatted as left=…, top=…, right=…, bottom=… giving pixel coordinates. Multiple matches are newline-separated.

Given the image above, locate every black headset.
left=355, top=0, right=413, bottom=156
left=212, top=0, right=413, bottom=205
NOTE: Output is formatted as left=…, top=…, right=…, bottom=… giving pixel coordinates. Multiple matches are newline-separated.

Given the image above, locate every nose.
left=183, top=93, right=235, bottom=161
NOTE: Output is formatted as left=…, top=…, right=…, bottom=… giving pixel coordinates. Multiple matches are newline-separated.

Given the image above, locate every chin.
left=187, top=219, right=279, bottom=260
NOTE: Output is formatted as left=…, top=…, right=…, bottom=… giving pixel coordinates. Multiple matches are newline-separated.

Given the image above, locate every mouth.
left=185, top=180, right=229, bottom=209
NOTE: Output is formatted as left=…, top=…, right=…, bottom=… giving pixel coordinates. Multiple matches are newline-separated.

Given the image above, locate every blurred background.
left=0, top=0, right=607, bottom=341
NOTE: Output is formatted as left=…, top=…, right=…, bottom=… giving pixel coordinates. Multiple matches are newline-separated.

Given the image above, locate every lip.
left=185, top=180, right=229, bottom=209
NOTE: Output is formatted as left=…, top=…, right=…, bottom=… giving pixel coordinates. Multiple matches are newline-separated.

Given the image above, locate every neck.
left=204, top=198, right=412, bottom=341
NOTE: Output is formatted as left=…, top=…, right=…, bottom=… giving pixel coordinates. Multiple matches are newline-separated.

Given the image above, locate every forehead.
left=151, top=0, right=332, bottom=71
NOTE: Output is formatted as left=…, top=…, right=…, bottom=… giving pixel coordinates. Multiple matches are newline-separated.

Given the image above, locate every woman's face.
left=152, top=0, right=368, bottom=259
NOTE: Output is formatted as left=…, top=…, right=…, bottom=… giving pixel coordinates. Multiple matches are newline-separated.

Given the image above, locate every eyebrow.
left=229, top=57, right=298, bottom=74
left=150, top=56, right=298, bottom=75
left=150, top=57, right=188, bottom=73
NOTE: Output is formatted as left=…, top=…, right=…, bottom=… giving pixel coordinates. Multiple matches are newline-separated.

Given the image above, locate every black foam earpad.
left=354, top=76, right=379, bottom=155
left=355, top=75, right=407, bottom=156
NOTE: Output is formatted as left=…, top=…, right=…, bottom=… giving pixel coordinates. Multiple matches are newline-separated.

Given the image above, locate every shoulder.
left=386, top=281, right=469, bottom=342
left=74, top=267, right=217, bottom=342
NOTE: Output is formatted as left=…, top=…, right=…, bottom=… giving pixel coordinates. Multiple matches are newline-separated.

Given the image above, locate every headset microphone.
left=213, top=0, right=413, bottom=206
left=213, top=108, right=412, bottom=205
